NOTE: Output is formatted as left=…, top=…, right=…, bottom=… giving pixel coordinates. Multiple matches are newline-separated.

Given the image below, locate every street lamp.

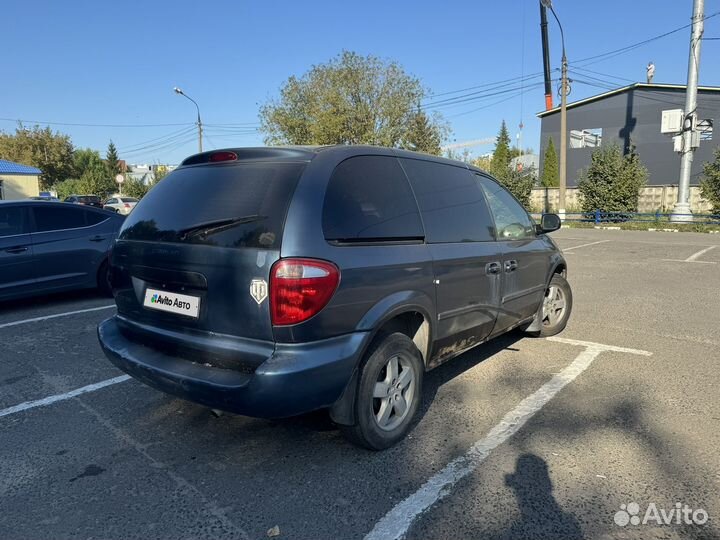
left=541, top=0, right=568, bottom=219
left=173, top=86, right=203, bottom=153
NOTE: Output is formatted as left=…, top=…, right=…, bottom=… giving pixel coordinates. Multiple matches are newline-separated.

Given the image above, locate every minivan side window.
left=322, top=156, right=424, bottom=242
left=400, top=158, right=494, bottom=243
left=0, top=207, right=29, bottom=237
left=33, top=206, right=86, bottom=232
left=85, top=210, right=109, bottom=226
left=477, top=175, right=536, bottom=240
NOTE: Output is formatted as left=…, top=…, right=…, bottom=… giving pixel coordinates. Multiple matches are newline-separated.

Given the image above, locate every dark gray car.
left=0, top=201, right=124, bottom=301
left=97, top=146, right=570, bottom=449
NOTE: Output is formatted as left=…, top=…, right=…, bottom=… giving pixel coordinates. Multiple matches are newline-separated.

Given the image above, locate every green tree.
left=259, top=50, right=447, bottom=148
left=106, top=140, right=120, bottom=178
left=0, top=124, right=74, bottom=189
left=541, top=137, right=559, bottom=187
left=122, top=174, right=151, bottom=199
left=490, top=120, right=511, bottom=180
left=53, top=178, right=85, bottom=200
left=577, top=143, right=648, bottom=212
left=152, top=164, right=169, bottom=183
left=499, top=166, right=536, bottom=209
left=402, top=109, right=443, bottom=155
left=471, top=155, right=493, bottom=171
left=700, top=148, right=720, bottom=215
left=72, top=148, right=115, bottom=195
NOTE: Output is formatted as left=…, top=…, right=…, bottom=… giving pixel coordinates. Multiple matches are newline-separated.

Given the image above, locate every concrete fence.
left=531, top=186, right=712, bottom=214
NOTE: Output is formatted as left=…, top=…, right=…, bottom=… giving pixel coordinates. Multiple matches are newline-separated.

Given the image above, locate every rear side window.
left=477, top=175, right=536, bottom=240
left=85, top=211, right=109, bottom=226
left=33, top=206, right=87, bottom=232
left=0, top=206, right=29, bottom=237
left=119, top=162, right=306, bottom=249
left=322, top=156, right=423, bottom=242
left=400, top=159, right=495, bottom=243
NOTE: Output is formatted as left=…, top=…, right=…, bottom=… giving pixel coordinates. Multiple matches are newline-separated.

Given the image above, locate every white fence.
left=531, top=186, right=712, bottom=213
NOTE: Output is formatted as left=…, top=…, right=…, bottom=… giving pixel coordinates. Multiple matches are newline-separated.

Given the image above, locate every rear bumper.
left=97, top=316, right=367, bottom=418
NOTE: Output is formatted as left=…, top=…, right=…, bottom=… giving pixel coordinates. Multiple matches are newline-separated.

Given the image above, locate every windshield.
left=119, top=162, right=306, bottom=249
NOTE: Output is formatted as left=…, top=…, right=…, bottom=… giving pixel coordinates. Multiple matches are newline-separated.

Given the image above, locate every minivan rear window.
left=119, top=162, right=306, bottom=249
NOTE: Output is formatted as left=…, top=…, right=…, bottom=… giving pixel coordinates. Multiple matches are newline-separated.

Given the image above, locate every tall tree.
left=490, top=120, right=511, bottom=179
left=72, top=148, right=115, bottom=195
left=106, top=140, right=120, bottom=177
left=259, top=50, right=447, bottom=148
left=701, top=148, right=720, bottom=215
left=578, top=143, right=648, bottom=212
left=402, top=109, right=443, bottom=155
left=0, top=124, right=74, bottom=189
left=541, top=137, right=559, bottom=187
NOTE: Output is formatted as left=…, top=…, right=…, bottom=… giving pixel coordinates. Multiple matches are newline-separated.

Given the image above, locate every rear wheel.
left=97, top=260, right=113, bottom=297
left=340, top=333, right=423, bottom=450
left=528, top=274, right=572, bottom=337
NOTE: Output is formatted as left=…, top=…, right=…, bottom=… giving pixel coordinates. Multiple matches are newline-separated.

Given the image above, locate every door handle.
left=485, top=261, right=501, bottom=275
left=89, top=235, right=106, bottom=242
left=5, top=246, right=29, bottom=254
left=504, top=260, right=518, bottom=272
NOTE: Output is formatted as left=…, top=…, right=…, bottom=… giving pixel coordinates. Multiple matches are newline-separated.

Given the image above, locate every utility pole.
left=559, top=51, right=568, bottom=218
left=197, top=112, right=203, bottom=153
left=672, top=0, right=704, bottom=221
left=542, top=0, right=568, bottom=218
left=173, top=87, right=203, bottom=153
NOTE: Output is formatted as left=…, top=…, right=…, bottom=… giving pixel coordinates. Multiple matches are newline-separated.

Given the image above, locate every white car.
left=103, top=197, right=139, bottom=215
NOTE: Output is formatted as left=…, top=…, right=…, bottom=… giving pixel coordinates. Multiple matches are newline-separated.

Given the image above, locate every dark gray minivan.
left=98, top=146, right=570, bottom=449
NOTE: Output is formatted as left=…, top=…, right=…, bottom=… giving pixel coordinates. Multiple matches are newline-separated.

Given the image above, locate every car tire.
left=97, top=260, right=113, bottom=297
left=526, top=273, right=573, bottom=337
left=340, top=332, right=423, bottom=450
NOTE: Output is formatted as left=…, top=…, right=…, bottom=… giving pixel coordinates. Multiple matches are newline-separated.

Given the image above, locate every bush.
left=700, top=148, right=720, bottom=215
left=577, top=143, right=648, bottom=212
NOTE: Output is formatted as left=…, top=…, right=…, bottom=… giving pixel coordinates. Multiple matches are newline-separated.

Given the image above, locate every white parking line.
left=364, top=338, right=651, bottom=540
left=562, top=239, right=610, bottom=252
left=0, top=375, right=131, bottom=419
left=0, top=305, right=115, bottom=330
left=662, top=244, right=718, bottom=264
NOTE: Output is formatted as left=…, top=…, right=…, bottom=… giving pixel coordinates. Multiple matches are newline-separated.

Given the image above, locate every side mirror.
left=538, top=213, right=561, bottom=234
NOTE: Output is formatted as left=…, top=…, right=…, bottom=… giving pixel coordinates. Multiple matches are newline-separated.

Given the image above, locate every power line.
left=572, top=10, right=720, bottom=66
left=426, top=71, right=545, bottom=100
left=118, top=126, right=196, bottom=152
left=447, top=82, right=545, bottom=119
left=0, top=117, right=196, bottom=128
left=422, top=74, right=546, bottom=109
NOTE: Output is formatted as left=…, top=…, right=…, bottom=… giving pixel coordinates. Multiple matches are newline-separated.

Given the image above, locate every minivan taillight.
left=270, top=258, right=340, bottom=326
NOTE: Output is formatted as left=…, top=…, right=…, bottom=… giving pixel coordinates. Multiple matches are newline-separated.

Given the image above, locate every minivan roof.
left=178, top=145, right=486, bottom=173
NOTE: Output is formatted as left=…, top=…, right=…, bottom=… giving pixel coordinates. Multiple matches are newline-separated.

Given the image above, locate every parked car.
left=29, top=195, right=60, bottom=202
left=104, top=197, right=139, bottom=215
left=65, top=195, right=103, bottom=208
left=97, top=146, right=570, bottom=449
left=0, top=201, right=124, bottom=301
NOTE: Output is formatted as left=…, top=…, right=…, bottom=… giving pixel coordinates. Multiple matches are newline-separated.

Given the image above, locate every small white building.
left=0, top=160, right=41, bottom=200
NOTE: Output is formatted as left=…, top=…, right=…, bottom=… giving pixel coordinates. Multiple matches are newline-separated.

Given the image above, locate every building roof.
left=536, top=83, right=720, bottom=118
left=0, top=159, right=42, bottom=175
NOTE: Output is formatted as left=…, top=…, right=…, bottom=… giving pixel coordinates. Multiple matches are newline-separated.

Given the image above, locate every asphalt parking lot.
left=2, top=228, right=719, bottom=540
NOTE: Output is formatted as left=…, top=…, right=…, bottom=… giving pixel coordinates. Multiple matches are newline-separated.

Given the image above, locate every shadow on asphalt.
left=0, top=288, right=110, bottom=314
left=498, top=453, right=583, bottom=539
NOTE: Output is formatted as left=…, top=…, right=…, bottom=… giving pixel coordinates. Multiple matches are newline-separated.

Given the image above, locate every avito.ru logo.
left=614, top=501, right=708, bottom=527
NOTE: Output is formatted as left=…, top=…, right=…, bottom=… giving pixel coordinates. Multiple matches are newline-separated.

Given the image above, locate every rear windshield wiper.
left=178, top=215, right=266, bottom=240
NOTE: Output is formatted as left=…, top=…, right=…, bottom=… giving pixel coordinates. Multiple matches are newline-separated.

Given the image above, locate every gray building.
left=538, top=83, right=719, bottom=186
